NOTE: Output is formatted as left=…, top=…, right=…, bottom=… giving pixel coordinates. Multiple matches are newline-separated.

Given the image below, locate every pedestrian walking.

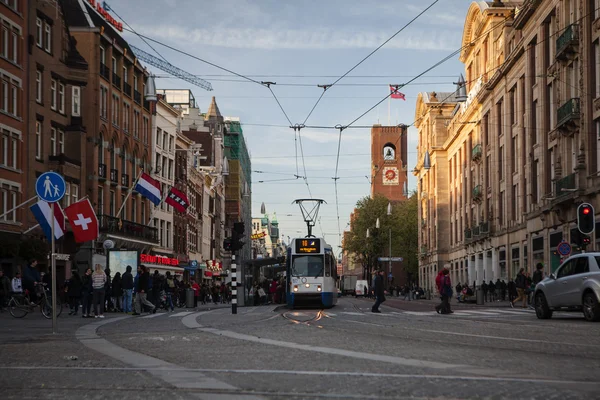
left=112, top=272, right=123, bottom=312
left=371, top=270, right=386, bottom=313
left=510, top=268, right=528, bottom=308
left=0, top=269, right=10, bottom=310
left=164, top=272, right=175, bottom=311
left=435, top=268, right=454, bottom=314
left=92, top=264, right=107, bottom=318
left=134, top=265, right=156, bottom=315
left=121, top=265, right=134, bottom=313
left=481, top=281, right=488, bottom=302
left=81, top=268, right=93, bottom=317
left=66, top=270, right=82, bottom=315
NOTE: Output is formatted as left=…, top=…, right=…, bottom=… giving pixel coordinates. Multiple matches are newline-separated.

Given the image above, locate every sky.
left=112, top=0, right=470, bottom=253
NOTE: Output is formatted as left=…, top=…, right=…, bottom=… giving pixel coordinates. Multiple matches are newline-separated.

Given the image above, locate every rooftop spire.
left=205, top=96, right=222, bottom=120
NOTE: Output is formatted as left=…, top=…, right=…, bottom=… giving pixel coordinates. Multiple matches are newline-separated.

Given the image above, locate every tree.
left=344, top=194, right=419, bottom=284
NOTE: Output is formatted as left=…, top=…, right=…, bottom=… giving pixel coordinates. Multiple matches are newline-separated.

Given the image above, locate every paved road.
left=1, top=298, right=598, bottom=399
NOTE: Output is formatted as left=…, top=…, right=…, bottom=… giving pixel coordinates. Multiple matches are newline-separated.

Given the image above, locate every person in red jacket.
left=191, top=281, right=200, bottom=308
left=269, top=279, right=277, bottom=304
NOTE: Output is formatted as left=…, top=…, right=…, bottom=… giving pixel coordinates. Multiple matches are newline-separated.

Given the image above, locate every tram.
left=286, top=237, right=338, bottom=308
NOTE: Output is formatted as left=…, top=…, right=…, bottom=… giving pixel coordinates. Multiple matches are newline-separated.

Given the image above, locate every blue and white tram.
left=286, top=237, right=338, bottom=308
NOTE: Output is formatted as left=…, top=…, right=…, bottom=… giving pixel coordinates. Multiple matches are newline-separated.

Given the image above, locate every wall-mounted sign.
left=251, top=232, right=267, bottom=240
left=55, top=253, right=70, bottom=261
left=86, top=0, right=124, bottom=32
left=140, top=253, right=179, bottom=266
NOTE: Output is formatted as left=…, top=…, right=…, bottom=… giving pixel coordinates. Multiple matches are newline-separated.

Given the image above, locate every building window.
left=121, top=195, right=126, bottom=220
left=1, top=135, right=6, bottom=166
left=1, top=80, right=6, bottom=113
left=35, top=121, right=42, bottom=159
left=131, top=198, right=137, bottom=223
left=133, top=109, right=140, bottom=137
left=58, top=83, right=65, bottom=113
left=143, top=116, right=149, bottom=143
left=50, top=127, right=56, bottom=156
left=160, top=220, right=165, bottom=246
left=36, top=70, right=42, bottom=103
left=156, top=128, right=161, bottom=146
left=133, top=74, right=138, bottom=91
left=1, top=25, right=7, bottom=58
left=141, top=199, right=146, bottom=223
left=100, top=85, right=108, bottom=118
left=169, top=136, right=174, bottom=151
left=63, top=182, right=70, bottom=207
left=36, top=18, right=42, bottom=47
left=595, top=41, right=600, bottom=99
left=112, top=94, right=119, bottom=126
left=109, top=190, right=115, bottom=216
left=11, top=28, right=17, bottom=63
left=10, top=84, right=16, bottom=116
left=58, top=129, right=64, bottom=154
left=71, top=183, right=78, bottom=205
left=123, top=66, right=128, bottom=82
left=98, top=186, right=104, bottom=214
left=123, top=102, right=130, bottom=132
left=1, top=187, right=18, bottom=222
left=166, top=221, right=171, bottom=248
left=162, top=133, right=167, bottom=149
left=50, top=79, right=56, bottom=110
left=72, top=86, right=80, bottom=116
left=44, top=22, right=51, bottom=53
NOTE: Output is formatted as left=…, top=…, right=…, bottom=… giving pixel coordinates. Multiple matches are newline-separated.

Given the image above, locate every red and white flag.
left=165, top=187, right=190, bottom=213
left=64, top=198, right=99, bottom=243
left=390, top=85, right=406, bottom=100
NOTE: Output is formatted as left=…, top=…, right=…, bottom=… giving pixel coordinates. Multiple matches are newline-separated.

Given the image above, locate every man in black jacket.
left=371, top=270, right=386, bottom=313
left=122, top=265, right=134, bottom=314
left=134, top=265, right=156, bottom=315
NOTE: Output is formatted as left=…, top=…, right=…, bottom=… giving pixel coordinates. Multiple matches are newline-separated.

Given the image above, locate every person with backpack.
left=435, top=268, right=453, bottom=314
left=121, top=265, right=134, bottom=313
left=510, top=268, right=528, bottom=308
left=371, top=270, right=386, bottom=313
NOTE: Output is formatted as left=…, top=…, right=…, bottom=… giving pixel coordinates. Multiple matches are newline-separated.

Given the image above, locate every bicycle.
left=8, top=283, right=63, bottom=319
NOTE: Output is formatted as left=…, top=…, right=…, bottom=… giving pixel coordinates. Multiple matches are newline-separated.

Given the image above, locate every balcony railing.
left=555, top=173, right=576, bottom=197
left=472, top=143, right=482, bottom=161
left=472, top=225, right=480, bottom=237
left=99, top=63, right=110, bottom=81
left=123, top=82, right=132, bottom=97
left=556, top=23, right=579, bottom=60
left=472, top=185, right=483, bottom=200
left=420, top=246, right=428, bottom=255
left=110, top=168, right=118, bottom=183
left=480, top=221, right=490, bottom=234
left=134, top=90, right=141, bottom=104
left=98, top=163, right=107, bottom=179
left=557, top=98, right=580, bottom=129
left=121, top=173, right=129, bottom=187
left=99, top=214, right=158, bottom=243
left=464, top=229, right=472, bottom=240
left=112, top=73, right=121, bottom=89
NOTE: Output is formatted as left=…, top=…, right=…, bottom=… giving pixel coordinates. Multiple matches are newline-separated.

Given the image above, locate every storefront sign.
left=140, top=253, right=179, bottom=266
left=55, top=253, right=70, bottom=261
left=251, top=232, right=267, bottom=240
left=86, top=0, right=124, bottom=32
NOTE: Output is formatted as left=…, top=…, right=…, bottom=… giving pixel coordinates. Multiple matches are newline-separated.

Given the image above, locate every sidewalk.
left=354, top=295, right=515, bottom=309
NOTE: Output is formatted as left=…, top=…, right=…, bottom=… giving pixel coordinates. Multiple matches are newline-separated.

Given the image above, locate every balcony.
left=98, top=163, right=107, bottom=179
left=556, top=24, right=579, bottom=61
left=556, top=98, right=580, bottom=131
left=420, top=246, right=428, bottom=255
left=472, top=185, right=483, bottom=202
left=123, top=82, right=132, bottom=97
left=472, top=143, right=482, bottom=162
left=472, top=225, right=480, bottom=237
left=112, top=73, right=121, bottom=89
left=99, top=214, right=158, bottom=243
left=110, top=168, right=118, bottom=184
left=121, top=173, right=129, bottom=187
left=134, top=90, right=141, bottom=104
left=99, top=63, right=110, bottom=81
left=555, top=173, right=576, bottom=197
left=464, top=229, right=472, bottom=240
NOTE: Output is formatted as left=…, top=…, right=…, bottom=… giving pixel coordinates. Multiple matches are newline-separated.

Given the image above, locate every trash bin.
left=476, top=289, right=484, bottom=305
left=186, top=288, right=195, bottom=308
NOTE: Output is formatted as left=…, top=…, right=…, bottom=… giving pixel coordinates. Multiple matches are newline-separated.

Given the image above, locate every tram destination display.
left=295, top=238, right=321, bottom=254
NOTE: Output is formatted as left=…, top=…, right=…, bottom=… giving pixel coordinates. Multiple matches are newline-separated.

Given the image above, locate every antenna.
left=292, top=199, right=327, bottom=238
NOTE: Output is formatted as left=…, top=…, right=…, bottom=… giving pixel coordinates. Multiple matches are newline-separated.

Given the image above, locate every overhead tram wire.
left=301, top=0, right=441, bottom=126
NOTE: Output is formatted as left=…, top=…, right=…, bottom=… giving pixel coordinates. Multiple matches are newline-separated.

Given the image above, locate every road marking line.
left=170, top=311, right=193, bottom=317
left=492, top=309, right=534, bottom=315
left=453, top=310, right=499, bottom=316
left=341, top=312, right=364, bottom=316
left=140, top=313, right=165, bottom=319
left=402, top=311, right=434, bottom=316
left=76, top=316, right=263, bottom=399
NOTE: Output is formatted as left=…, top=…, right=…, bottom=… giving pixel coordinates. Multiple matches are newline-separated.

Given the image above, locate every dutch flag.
left=30, top=201, right=65, bottom=242
left=134, top=172, right=162, bottom=206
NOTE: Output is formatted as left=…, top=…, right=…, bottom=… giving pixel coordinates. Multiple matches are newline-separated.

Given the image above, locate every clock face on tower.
left=382, top=166, right=399, bottom=185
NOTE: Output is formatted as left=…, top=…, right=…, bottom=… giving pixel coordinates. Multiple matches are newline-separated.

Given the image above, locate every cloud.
left=136, top=25, right=459, bottom=51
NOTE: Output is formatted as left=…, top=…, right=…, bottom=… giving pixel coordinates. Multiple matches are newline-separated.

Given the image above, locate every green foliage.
left=18, top=237, right=49, bottom=263
left=344, top=193, right=419, bottom=282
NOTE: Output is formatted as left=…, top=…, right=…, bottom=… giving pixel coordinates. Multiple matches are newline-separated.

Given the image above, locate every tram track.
left=281, top=309, right=325, bottom=326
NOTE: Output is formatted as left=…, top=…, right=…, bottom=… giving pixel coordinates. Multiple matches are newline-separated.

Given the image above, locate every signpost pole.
left=50, top=203, right=57, bottom=334
left=231, top=253, right=237, bottom=314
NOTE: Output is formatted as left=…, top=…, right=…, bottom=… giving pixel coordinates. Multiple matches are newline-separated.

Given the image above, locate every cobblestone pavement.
left=1, top=298, right=598, bottom=399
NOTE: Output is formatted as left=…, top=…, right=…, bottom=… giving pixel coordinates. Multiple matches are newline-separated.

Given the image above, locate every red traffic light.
left=583, top=207, right=591, bottom=215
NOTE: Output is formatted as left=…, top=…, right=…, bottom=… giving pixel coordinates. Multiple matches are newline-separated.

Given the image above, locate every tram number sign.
left=295, top=239, right=320, bottom=254
left=557, top=241, right=571, bottom=257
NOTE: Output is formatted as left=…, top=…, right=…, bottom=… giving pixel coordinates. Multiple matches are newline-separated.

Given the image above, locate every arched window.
left=121, top=143, right=128, bottom=175
left=98, top=134, right=105, bottom=164
left=110, top=139, right=117, bottom=170
left=383, top=143, right=396, bottom=160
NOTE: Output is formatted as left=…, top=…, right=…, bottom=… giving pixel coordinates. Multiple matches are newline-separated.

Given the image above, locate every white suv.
left=534, top=252, right=600, bottom=322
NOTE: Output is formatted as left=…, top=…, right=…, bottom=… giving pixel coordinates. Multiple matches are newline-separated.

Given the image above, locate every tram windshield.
left=291, top=255, right=324, bottom=277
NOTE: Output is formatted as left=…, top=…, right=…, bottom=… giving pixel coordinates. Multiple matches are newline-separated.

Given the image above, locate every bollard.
left=476, top=289, right=484, bottom=305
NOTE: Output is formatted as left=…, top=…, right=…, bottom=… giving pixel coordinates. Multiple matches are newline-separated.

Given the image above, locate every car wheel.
left=582, top=292, right=600, bottom=322
left=535, top=292, right=553, bottom=320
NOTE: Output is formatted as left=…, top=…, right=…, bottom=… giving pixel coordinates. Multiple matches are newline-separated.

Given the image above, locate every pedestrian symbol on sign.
left=36, top=172, right=66, bottom=202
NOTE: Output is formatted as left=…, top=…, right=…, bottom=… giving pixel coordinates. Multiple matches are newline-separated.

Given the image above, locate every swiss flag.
left=64, top=199, right=99, bottom=243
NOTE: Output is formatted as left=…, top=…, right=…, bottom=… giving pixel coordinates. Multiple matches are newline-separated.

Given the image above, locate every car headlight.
left=317, top=285, right=322, bottom=292
left=305, top=283, right=310, bottom=288
left=293, top=285, right=298, bottom=292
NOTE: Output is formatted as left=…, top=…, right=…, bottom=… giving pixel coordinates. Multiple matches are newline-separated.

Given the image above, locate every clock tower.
left=370, top=124, right=408, bottom=201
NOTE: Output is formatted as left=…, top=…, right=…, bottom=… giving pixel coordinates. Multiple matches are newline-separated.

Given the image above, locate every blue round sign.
left=36, top=172, right=66, bottom=202
left=557, top=241, right=571, bottom=256
left=191, top=260, right=198, bottom=267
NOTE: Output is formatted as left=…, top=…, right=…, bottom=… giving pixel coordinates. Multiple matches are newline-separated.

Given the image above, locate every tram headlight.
left=293, top=285, right=298, bottom=292
left=305, top=283, right=310, bottom=288
left=317, top=285, right=322, bottom=292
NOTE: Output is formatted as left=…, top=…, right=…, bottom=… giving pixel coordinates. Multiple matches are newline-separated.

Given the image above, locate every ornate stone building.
left=415, top=0, right=600, bottom=291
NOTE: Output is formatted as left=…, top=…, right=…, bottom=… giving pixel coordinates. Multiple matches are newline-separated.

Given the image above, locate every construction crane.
left=129, top=45, right=213, bottom=92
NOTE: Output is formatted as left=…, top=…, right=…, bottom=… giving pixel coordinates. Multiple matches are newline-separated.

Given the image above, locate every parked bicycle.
left=8, top=283, right=63, bottom=319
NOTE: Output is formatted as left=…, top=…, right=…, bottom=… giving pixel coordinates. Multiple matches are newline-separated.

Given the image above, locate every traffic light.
left=223, top=238, right=232, bottom=251
left=583, top=234, right=591, bottom=246
left=577, top=203, right=595, bottom=235
left=233, top=222, right=245, bottom=235
left=225, top=222, right=246, bottom=252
